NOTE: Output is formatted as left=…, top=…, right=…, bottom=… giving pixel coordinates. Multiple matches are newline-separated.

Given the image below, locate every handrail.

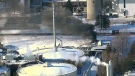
left=83, top=52, right=98, bottom=76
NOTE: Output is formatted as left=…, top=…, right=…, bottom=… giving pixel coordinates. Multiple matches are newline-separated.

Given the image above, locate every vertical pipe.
left=106, top=64, right=109, bottom=76
left=99, top=12, right=101, bottom=33
left=123, top=0, right=126, bottom=16
left=53, top=2, right=56, bottom=52
left=101, top=0, right=103, bottom=8
left=109, top=60, right=113, bottom=76
left=123, top=0, right=125, bottom=8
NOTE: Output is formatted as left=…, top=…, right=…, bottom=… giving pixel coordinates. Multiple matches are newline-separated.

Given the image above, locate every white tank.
left=42, top=48, right=84, bottom=61
left=17, top=63, right=77, bottom=76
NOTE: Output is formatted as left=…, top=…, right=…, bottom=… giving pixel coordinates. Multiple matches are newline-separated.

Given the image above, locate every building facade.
left=117, top=0, right=135, bottom=17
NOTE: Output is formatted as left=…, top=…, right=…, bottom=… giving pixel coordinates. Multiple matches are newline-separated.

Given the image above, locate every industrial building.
left=1, top=0, right=124, bottom=19
left=0, top=0, right=104, bottom=19
left=23, top=0, right=103, bottom=19
left=117, top=0, right=135, bottom=17
left=43, top=0, right=103, bottom=19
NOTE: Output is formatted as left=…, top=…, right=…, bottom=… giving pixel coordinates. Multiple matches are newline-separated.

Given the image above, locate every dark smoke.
left=42, top=6, right=97, bottom=42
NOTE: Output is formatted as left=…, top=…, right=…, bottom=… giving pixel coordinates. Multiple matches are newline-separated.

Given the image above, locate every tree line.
left=97, top=35, right=135, bottom=76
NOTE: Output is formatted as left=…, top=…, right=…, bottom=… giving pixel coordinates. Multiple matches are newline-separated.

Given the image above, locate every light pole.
left=52, top=2, right=56, bottom=52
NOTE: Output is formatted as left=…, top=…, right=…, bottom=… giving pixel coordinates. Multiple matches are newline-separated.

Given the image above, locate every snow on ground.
left=1, top=20, right=135, bottom=76
left=124, top=71, right=135, bottom=76
left=109, top=24, right=135, bottom=32
left=1, top=35, right=135, bottom=76
left=1, top=35, right=86, bottom=54
left=95, top=23, right=135, bottom=33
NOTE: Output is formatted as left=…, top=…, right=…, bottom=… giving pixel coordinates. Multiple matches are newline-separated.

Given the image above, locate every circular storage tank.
left=42, top=48, right=84, bottom=62
left=0, top=66, right=10, bottom=76
left=17, top=63, right=77, bottom=76
left=7, top=60, right=29, bottom=76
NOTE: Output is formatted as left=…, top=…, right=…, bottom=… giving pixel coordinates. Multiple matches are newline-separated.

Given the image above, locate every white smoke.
left=80, top=56, right=89, bottom=62
left=75, top=55, right=80, bottom=65
left=96, top=58, right=108, bottom=66
left=24, top=45, right=33, bottom=57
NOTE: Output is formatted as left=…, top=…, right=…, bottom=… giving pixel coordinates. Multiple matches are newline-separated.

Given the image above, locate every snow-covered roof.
left=90, top=50, right=102, bottom=52
left=17, top=63, right=77, bottom=76
left=124, top=72, right=135, bottom=76
left=91, top=45, right=107, bottom=51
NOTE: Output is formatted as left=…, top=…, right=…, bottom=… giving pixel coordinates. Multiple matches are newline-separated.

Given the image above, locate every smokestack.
left=87, top=0, right=102, bottom=20
left=87, top=0, right=95, bottom=19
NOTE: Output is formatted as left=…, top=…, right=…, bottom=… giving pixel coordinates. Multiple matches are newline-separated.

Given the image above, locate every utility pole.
left=99, top=12, right=102, bottom=33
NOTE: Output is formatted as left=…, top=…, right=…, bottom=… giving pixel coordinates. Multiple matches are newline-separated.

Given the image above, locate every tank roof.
left=17, top=63, right=77, bottom=76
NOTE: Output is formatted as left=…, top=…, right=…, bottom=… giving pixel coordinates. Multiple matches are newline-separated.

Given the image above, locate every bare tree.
left=112, top=24, right=129, bottom=56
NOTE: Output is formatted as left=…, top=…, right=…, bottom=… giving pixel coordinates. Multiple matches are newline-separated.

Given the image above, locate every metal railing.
left=83, top=52, right=98, bottom=76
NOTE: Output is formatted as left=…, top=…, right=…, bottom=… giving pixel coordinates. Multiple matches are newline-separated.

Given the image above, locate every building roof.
left=91, top=45, right=107, bottom=51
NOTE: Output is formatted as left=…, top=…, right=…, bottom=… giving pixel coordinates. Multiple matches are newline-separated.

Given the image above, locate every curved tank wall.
left=42, top=48, right=84, bottom=62
left=17, top=63, right=77, bottom=76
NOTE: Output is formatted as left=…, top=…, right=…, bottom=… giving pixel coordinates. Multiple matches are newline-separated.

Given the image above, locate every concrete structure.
left=17, top=63, right=77, bottom=76
left=87, top=0, right=102, bottom=19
